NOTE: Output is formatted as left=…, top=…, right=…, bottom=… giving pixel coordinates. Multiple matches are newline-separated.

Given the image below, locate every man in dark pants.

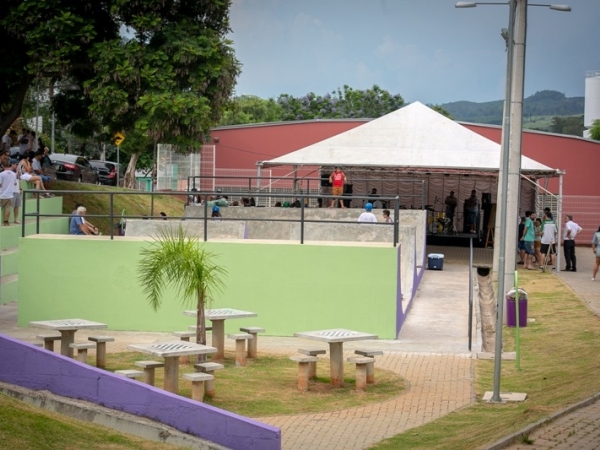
left=563, top=214, right=582, bottom=271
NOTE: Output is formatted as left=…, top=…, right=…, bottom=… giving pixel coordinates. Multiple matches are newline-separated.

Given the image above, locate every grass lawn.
left=50, top=180, right=187, bottom=235
left=369, top=269, right=600, bottom=449
left=104, top=353, right=406, bottom=417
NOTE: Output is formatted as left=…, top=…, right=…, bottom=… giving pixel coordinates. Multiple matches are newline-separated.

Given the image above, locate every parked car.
left=89, top=160, right=121, bottom=186
left=50, top=154, right=99, bottom=184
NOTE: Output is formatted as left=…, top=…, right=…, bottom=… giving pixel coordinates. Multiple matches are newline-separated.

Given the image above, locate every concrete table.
left=294, top=329, right=378, bottom=387
left=29, top=319, right=107, bottom=358
left=128, top=341, right=217, bottom=394
left=183, top=308, right=257, bottom=360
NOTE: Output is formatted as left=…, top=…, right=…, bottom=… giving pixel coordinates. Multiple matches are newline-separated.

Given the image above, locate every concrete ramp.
left=398, top=263, right=479, bottom=353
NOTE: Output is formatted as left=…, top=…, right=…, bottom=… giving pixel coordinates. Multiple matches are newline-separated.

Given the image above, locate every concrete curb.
left=484, top=391, right=600, bottom=450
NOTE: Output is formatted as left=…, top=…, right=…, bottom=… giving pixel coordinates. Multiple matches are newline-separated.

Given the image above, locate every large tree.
left=1, top=0, right=240, bottom=154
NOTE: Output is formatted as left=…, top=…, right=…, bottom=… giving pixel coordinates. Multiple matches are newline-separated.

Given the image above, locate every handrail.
left=22, top=189, right=424, bottom=246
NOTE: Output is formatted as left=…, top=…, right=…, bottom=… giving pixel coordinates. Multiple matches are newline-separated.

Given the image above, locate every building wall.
left=209, top=120, right=600, bottom=197
left=18, top=237, right=400, bottom=339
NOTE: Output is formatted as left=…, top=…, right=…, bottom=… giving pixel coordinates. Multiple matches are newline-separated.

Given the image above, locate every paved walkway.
left=1, top=244, right=599, bottom=450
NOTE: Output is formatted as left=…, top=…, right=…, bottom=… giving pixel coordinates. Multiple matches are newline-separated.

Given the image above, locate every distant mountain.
left=441, top=90, right=584, bottom=125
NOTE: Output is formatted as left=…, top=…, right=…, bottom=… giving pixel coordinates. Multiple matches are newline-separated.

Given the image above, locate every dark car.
left=50, top=154, right=99, bottom=184
left=89, top=160, right=121, bottom=186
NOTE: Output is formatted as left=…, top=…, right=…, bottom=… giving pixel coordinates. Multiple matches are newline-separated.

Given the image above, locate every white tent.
left=260, top=101, right=559, bottom=231
left=261, top=101, right=557, bottom=176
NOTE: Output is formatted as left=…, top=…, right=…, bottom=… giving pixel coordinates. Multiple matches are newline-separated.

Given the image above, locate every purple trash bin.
left=506, top=288, right=528, bottom=328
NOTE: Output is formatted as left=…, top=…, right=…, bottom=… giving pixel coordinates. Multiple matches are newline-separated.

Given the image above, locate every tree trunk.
left=0, top=75, right=34, bottom=133
left=477, top=269, right=497, bottom=353
left=123, top=152, right=139, bottom=189
left=196, top=291, right=207, bottom=363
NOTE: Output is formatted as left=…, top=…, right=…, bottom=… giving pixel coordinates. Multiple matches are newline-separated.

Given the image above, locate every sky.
left=228, top=0, right=600, bottom=105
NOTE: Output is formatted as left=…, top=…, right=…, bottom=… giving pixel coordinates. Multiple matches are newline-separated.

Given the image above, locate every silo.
left=584, top=70, right=600, bottom=127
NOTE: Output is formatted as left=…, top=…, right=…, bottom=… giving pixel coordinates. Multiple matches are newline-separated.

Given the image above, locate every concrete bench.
left=36, top=334, right=61, bottom=352
left=134, top=360, right=165, bottom=385
left=347, top=356, right=375, bottom=392
left=354, top=349, right=383, bottom=384
left=227, top=333, right=253, bottom=367
left=69, top=342, right=96, bottom=363
left=88, top=336, right=115, bottom=368
left=240, top=326, right=265, bottom=358
left=115, top=369, right=144, bottom=381
left=289, top=356, right=318, bottom=391
left=183, top=372, right=214, bottom=402
left=298, top=348, right=327, bottom=380
left=194, top=362, right=224, bottom=398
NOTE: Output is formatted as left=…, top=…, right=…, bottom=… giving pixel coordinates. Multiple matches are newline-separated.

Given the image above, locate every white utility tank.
left=584, top=70, right=600, bottom=128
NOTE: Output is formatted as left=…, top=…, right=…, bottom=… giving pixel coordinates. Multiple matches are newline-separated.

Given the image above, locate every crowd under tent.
left=259, top=101, right=561, bottom=232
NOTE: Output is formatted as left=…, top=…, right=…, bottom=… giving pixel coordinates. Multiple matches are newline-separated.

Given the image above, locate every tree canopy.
left=1, top=0, right=241, bottom=150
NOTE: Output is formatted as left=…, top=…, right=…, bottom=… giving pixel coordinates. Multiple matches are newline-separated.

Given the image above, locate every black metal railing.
left=22, top=189, right=428, bottom=247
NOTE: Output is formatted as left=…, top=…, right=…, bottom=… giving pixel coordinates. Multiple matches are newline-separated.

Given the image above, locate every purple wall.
left=0, top=334, right=280, bottom=450
left=395, top=243, right=426, bottom=337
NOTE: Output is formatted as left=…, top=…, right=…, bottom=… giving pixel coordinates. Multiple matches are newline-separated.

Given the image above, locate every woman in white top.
left=17, top=152, right=49, bottom=195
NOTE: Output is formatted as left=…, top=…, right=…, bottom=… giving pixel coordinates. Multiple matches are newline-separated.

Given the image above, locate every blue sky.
left=229, top=0, right=600, bottom=104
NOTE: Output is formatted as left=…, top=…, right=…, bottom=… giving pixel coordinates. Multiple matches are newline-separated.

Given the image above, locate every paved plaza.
left=1, top=244, right=599, bottom=449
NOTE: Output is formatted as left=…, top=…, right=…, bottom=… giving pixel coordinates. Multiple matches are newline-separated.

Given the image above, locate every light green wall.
left=18, top=238, right=399, bottom=338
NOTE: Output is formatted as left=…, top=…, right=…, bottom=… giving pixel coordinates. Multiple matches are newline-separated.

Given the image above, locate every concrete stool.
left=290, top=356, right=318, bottom=391
left=227, top=333, right=253, bottom=367
left=183, top=373, right=214, bottom=402
left=134, top=360, right=164, bottom=385
left=36, top=334, right=61, bottom=352
left=298, top=348, right=326, bottom=380
left=69, top=342, right=95, bottom=363
left=347, top=356, right=374, bottom=392
left=115, top=369, right=144, bottom=381
left=240, top=327, right=265, bottom=358
left=88, top=336, right=115, bottom=369
left=173, top=331, right=196, bottom=342
left=354, top=349, right=383, bottom=384
left=188, top=325, right=213, bottom=332
left=194, top=362, right=224, bottom=398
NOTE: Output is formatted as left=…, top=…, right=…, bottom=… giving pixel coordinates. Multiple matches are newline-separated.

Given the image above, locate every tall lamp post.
left=456, top=0, right=570, bottom=402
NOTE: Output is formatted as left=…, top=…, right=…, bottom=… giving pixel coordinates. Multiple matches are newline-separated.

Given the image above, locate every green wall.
left=18, top=238, right=399, bottom=338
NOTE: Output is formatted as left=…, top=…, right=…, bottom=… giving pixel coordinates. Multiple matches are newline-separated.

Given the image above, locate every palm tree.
left=138, top=225, right=226, bottom=357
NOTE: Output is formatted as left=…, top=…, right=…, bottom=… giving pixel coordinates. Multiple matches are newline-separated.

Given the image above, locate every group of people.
left=517, top=209, right=590, bottom=275
left=357, top=203, right=393, bottom=223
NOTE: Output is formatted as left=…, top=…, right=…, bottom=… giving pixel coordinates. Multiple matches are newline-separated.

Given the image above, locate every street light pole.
left=456, top=0, right=570, bottom=403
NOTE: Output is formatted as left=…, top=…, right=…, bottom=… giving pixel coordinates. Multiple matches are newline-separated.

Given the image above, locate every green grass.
left=105, top=352, right=406, bottom=417
left=369, top=269, right=600, bottom=449
left=0, top=393, right=185, bottom=450
left=50, top=180, right=187, bottom=235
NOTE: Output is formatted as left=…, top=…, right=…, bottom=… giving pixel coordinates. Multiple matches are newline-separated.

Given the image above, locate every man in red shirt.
left=328, top=166, right=347, bottom=208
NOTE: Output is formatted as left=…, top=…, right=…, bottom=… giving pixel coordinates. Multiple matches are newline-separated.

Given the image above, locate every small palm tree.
left=138, top=225, right=226, bottom=357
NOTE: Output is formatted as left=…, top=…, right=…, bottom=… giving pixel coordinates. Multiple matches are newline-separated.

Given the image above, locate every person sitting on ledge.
left=69, top=206, right=99, bottom=235
left=358, top=203, right=377, bottom=223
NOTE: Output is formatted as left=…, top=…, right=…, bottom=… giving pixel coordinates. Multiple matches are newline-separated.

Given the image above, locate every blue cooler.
left=427, top=253, right=444, bottom=270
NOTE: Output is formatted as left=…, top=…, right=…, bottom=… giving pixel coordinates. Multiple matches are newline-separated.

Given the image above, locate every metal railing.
left=21, top=189, right=426, bottom=247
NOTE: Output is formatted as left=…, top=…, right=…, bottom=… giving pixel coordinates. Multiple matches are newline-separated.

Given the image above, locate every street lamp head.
left=548, top=5, right=571, bottom=12
left=455, top=2, right=477, bottom=7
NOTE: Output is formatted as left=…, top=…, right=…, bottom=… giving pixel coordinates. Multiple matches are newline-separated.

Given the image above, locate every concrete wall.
left=0, top=335, right=280, bottom=450
left=18, top=236, right=402, bottom=339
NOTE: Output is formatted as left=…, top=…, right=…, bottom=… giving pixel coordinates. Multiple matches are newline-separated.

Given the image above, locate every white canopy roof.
left=261, top=101, right=557, bottom=176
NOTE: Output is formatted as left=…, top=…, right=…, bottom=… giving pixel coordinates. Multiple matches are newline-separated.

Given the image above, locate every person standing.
left=520, top=210, right=536, bottom=270
left=328, top=166, right=346, bottom=209
left=444, top=191, right=458, bottom=226
left=358, top=203, right=377, bottom=223
left=464, top=190, right=479, bottom=234
left=0, top=160, right=17, bottom=226
left=540, top=211, right=557, bottom=269
left=591, top=225, right=600, bottom=281
left=563, top=214, right=582, bottom=272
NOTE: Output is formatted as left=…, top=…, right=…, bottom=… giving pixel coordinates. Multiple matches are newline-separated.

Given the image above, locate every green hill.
left=441, top=89, right=584, bottom=133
